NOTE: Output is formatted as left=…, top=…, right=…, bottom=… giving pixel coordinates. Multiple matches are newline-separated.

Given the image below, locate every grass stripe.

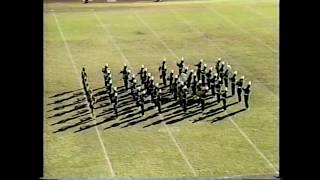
left=52, top=10, right=115, bottom=177
left=93, top=10, right=197, bottom=176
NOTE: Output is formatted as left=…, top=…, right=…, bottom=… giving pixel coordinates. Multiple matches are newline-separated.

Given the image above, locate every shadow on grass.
left=48, top=88, right=82, bottom=99
left=50, top=112, right=91, bottom=126
left=74, top=116, right=117, bottom=133
left=47, top=95, right=77, bottom=106
left=47, top=103, right=87, bottom=118
left=93, top=90, right=107, bottom=97
left=46, top=97, right=86, bottom=112
left=208, top=108, right=246, bottom=123
left=53, top=116, right=93, bottom=133
left=121, top=113, right=159, bottom=128
left=104, top=115, right=140, bottom=130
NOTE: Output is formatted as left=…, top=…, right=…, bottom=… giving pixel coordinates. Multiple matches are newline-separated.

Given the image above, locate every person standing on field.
left=243, top=81, right=252, bottom=109
left=221, top=87, right=228, bottom=111
left=230, top=71, right=237, bottom=96
left=236, top=76, right=244, bottom=102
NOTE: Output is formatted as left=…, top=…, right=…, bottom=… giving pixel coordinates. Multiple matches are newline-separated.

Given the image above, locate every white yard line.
left=93, top=10, right=197, bottom=176
left=93, top=11, right=130, bottom=66
left=134, top=13, right=179, bottom=60
left=134, top=11, right=278, bottom=174
left=202, top=5, right=278, bottom=54
left=228, top=115, right=278, bottom=174
left=52, top=10, right=115, bottom=177
left=161, top=115, right=197, bottom=176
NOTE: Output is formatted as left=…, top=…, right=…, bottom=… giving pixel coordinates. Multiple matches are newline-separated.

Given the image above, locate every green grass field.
left=44, top=0, right=279, bottom=178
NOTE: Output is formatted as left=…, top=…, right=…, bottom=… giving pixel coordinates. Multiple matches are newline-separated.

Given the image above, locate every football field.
left=44, top=0, right=279, bottom=178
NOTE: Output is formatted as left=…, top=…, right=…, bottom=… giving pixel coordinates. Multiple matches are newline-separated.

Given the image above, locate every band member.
left=243, top=81, right=251, bottom=109
left=236, top=76, right=244, bottom=102
left=182, top=86, right=188, bottom=112
left=215, top=58, right=221, bottom=73
left=219, top=61, right=225, bottom=79
left=191, top=73, right=197, bottom=95
left=223, top=65, right=231, bottom=88
left=177, top=57, right=185, bottom=75
left=187, top=70, right=194, bottom=88
left=162, top=66, right=167, bottom=86
left=230, top=71, right=237, bottom=96
left=168, top=70, right=174, bottom=92
left=194, top=59, right=203, bottom=69
left=159, top=58, right=166, bottom=79
left=113, top=93, right=118, bottom=117
left=221, top=87, right=228, bottom=110
left=138, top=65, right=145, bottom=81
left=206, top=67, right=213, bottom=88
left=215, top=78, right=222, bottom=103
left=201, top=64, right=207, bottom=85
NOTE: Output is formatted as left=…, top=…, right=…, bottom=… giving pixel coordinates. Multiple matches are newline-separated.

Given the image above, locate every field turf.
left=44, top=0, right=279, bottom=178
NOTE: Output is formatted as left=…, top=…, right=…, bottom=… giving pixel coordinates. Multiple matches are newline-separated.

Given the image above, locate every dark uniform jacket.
left=194, top=62, right=202, bottom=69
left=168, top=73, right=174, bottom=84
left=120, top=67, right=128, bottom=79
left=243, top=86, right=251, bottom=95
left=236, top=80, right=243, bottom=88
left=230, top=74, right=236, bottom=83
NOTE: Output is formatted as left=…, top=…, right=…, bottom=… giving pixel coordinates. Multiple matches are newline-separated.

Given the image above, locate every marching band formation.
left=81, top=58, right=252, bottom=118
